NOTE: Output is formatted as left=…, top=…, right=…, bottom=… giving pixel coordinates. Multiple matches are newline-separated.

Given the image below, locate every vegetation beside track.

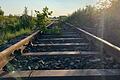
left=0, top=28, right=32, bottom=45
left=66, top=0, right=120, bottom=47
left=0, top=6, right=54, bottom=45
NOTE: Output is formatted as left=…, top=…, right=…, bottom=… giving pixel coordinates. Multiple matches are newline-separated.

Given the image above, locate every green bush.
left=43, top=26, right=61, bottom=34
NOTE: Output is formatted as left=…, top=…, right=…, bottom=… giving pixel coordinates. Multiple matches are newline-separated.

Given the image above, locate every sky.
left=0, top=0, right=99, bottom=16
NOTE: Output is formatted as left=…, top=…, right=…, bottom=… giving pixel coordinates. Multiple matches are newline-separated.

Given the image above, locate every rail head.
left=66, top=22, right=120, bottom=54
left=0, top=21, right=55, bottom=70
left=0, top=21, right=54, bottom=70
left=0, top=30, right=40, bottom=70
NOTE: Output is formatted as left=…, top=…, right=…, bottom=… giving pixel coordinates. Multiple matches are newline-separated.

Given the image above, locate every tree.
left=96, top=0, right=114, bottom=9
left=0, top=7, right=4, bottom=16
left=24, top=6, right=28, bottom=15
left=35, top=6, right=53, bottom=32
left=19, top=7, right=33, bottom=29
left=66, top=5, right=98, bottom=28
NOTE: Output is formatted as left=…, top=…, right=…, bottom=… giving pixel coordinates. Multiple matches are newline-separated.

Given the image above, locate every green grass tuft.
left=0, top=28, right=32, bottom=45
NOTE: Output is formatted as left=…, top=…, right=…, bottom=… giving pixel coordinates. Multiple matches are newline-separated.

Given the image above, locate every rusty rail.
left=0, top=31, right=39, bottom=69
left=0, top=22, right=54, bottom=70
left=66, top=23, right=120, bottom=52
left=66, top=23, right=120, bottom=61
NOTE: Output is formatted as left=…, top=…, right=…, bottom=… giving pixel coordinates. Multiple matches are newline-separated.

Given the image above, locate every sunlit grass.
left=0, top=28, right=32, bottom=45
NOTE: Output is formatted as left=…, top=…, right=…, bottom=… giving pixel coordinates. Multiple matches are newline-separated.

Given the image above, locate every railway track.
left=0, top=22, right=120, bottom=80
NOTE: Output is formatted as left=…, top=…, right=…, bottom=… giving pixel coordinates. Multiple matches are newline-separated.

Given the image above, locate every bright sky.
left=0, top=0, right=99, bottom=16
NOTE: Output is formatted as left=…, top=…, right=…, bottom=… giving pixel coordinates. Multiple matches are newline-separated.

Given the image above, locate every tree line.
left=0, top=6, right=52, bottom=44
left=66, top=0, right=120, bottom=47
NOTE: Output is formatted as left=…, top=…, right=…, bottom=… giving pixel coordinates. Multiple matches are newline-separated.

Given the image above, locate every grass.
left=0, top=28, right=32, bottom=45
left=43, top=26, right=61, bottom=34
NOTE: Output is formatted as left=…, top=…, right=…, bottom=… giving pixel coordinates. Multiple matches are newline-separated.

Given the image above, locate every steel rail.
left=66, top=23, right=120, bottom=53
left=0, top=30, right=39, bottom=70
left=0, top=22, right=54, bottom=70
